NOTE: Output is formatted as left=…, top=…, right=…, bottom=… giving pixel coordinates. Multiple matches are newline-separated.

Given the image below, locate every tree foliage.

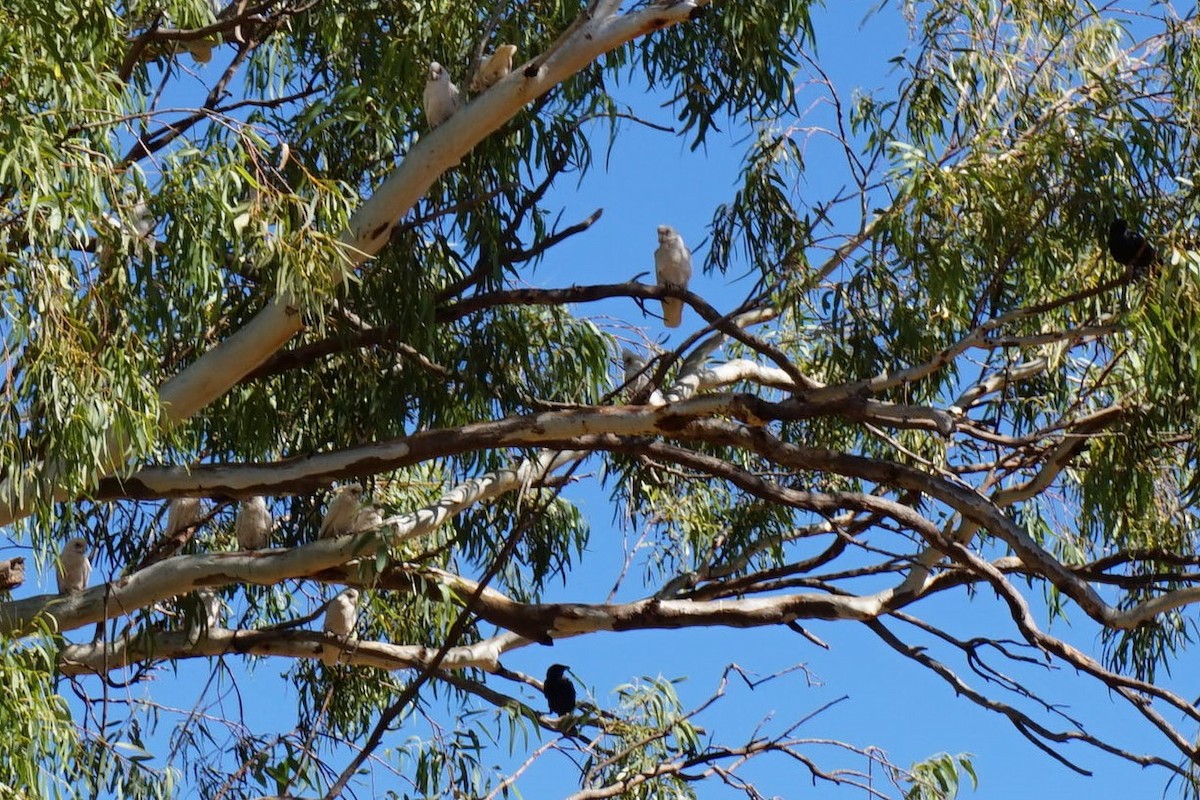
left=3, top=0, right=1200, bottom=797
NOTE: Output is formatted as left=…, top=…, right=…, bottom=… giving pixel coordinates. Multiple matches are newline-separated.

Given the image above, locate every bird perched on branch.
left=654, top=225, right=692, bottom=328
left=1108, top=218, right=1159, bottom=279
left=351, top=505, right=385, bottom=534
left=470, top=44, right=517, bottom=91
left=621, top=349, right=649, bottom=394
left=132, top=497, right=205, bottom=573
left=187, top=588, right=223, bottom=645
left=322, top=588, right=361, bottom=666
left=235, top=496, right=272, bottom=550
left=197, top=589, right=222, bottom=630
left=56, top=538, right=91, bottom=595
left=166, top=497, right=202, bottom=535
left=424, top=61, right=461, bottom=128
left=543, top=663, right=576, bottom=715
left=319, top=483, right=363, bottom=539
left=181, top=38, right=215, bottom=64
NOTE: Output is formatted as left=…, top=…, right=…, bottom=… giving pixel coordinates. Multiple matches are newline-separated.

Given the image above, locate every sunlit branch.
left=68, top=398, right=739, bottom=499
left=58, top=627, right=528, bottom=676
left=0, top=450, right=581, bottom=636
left=953, top=357, right=1049, bottom=409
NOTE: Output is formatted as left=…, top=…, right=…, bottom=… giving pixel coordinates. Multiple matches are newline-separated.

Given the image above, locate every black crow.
left=543, top=664, right=576, bottom=715
left=1108, top=218, right=1159, bottom=278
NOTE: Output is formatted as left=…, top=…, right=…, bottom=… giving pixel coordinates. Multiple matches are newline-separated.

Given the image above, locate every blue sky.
left=44, top=2, right=1200, bottom=798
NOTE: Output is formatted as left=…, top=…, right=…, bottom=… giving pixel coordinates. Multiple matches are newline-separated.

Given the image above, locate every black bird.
left=1108, top=218, right=1159, bottom=278
left=543, top=664, right=576, bottom=715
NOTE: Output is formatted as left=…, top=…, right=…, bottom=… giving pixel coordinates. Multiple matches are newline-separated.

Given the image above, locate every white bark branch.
left=95, top=397, right=744, bottom=498
left=56, top=583, right=881, bottom=675
left=58, top=627, right=528, bottom=676
left=953, top=358, right=1048, bottom=409
left=0, top=451, right=580, bottom=636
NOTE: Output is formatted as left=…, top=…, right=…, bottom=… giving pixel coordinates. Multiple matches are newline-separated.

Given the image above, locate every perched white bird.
left=182, top=39, right=214, bottom=64
left=423, top=61, right=461, bottom=128
left=470, top=44, right=517, bottom=91
left=197, top=589, right=222, bottom=630
left=351, top=505, right=384, bottom=534
left=319, top=483, right=363, bottom=539
left=322, top=587, right=361, bottom=666
left=621, top=349, right=650, bottom=396
left=56, top=538, right=92, bottom=595
left=654, top=225, right=692, bottom=328
left=97, top=199, right=156, bottom=264
left=235, top=496, right=273, bottom=550
left=127, top=200, right=156, bottom=241
left=167, top=2, right=223, bottom=63
left=166, top=497, right=202, bottom=535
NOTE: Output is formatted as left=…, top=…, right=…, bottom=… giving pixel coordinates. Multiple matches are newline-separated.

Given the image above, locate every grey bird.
left=654, top=225, right=692, bottom=328
left=235, top=496, right=272, bottom=550
left=423, top=61, right=461, bottom=128
left=322, top=587, right=361, bottom=666
left=319, top=483, right=363, bottom=539
left=56, top=537, right=92, bottom=595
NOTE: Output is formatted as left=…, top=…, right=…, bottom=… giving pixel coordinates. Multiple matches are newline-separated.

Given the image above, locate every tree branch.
left=58, top=627, right=527, bottom=677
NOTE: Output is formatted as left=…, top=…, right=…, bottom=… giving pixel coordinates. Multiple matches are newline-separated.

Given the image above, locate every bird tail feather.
left=662, top=298, right=683, bottom=328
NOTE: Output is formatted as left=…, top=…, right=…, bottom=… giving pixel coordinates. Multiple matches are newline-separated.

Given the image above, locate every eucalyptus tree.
left=3, top=0, right=1200, bottom=798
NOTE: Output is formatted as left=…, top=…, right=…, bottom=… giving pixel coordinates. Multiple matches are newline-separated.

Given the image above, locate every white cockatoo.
left=423, top=61, right=461, bottom=128
left=321, top=587, right=361, bottom=666
left=98, top=199, right=156, bottom=265
left=351, top=505, right=384, bottom=534
left=128, top=200, right=155, bottom=241
left=319, top=483, right=363, bottom=539
left=166, top=497, right=202, bottom=535
left=180, top=0, right=229, bottom=63
left=621, top=349, right=650, bottom=396
left=654, top=225, right=692, bottom=328
left=182, top=39, right=214, bottom=64
left=56, top=537, right=92, bottom=595
left=197, top=589, right=222, bottom=630
left=470, top=44, right=517, bottom=91
left=235, top=496, right=273, bottom=550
